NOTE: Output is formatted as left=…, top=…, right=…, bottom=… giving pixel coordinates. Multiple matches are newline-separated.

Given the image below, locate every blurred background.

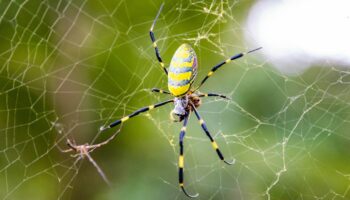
left=1, top=0, right=350, bottom=199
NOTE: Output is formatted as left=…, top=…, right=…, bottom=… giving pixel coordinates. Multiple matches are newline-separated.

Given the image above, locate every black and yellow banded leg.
left=179, top=115, right=199, bottom=198
left=197, top=93, right=231, bottom=100
left=150, top=3, right=168, bottom=75
left=195, top=47, right=262, bottom=90
left=151, top=88, right=171, bottom=95
left=100, top=99, right=173, bottom=132
left=191, top=105, right=235, bottom=165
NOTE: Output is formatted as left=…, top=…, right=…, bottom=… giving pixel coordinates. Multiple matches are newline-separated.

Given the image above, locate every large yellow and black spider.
left=100, top=3, right=261, bottom=198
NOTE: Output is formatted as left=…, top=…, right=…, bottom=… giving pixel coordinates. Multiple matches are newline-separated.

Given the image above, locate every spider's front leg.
left=100, top=99, right=174, bottom=131
left=178, top=114, right=199, bottom=198
left=191, top=104, right=235, bottom=165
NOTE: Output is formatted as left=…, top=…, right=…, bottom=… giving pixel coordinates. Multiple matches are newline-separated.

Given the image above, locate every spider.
left=59, top=130, right=120, bottom=187
left=100, top=3, right=262, bottom=198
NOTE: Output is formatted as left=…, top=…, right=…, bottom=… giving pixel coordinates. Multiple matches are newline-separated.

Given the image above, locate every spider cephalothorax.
left=98, top=3, right=261, bottom=198
left=171, top=93, right=202, bottom=122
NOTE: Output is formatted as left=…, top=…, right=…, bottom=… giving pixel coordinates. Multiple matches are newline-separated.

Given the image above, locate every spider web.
left=1, top=0, right=350, bottom=199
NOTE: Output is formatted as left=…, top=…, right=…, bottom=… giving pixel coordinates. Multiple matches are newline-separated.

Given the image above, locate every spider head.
left=170, top=96, right=188, bottom=122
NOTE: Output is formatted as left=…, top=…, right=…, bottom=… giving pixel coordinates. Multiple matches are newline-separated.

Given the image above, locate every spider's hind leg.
left=197, top=92, right=231, bottom=100
left=150, top=3, right=168, bottom=75
left=151, top=88, right=171, bottom=95
left=195, top=47, right=262, bottom=90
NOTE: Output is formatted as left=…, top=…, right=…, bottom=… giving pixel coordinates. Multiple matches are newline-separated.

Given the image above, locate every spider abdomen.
left=168, top=43, right=198, bottom=97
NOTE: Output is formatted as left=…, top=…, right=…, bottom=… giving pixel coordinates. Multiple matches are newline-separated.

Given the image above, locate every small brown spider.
left=59, top=130, right=120, bottom=186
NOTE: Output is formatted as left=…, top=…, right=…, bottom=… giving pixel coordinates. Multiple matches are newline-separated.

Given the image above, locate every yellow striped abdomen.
left=168, top=44, right=198, bottom=96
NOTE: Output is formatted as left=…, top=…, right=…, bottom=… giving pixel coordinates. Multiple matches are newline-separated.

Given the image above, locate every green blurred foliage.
left=1, top=0, right=350, bottom=200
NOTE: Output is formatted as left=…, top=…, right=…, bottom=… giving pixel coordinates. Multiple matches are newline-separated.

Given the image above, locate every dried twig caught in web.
left=58, top=130, right=120, bottom=186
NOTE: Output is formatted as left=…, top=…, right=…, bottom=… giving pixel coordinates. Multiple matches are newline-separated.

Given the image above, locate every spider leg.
left=100, top=99, right=174, bottom=131
left=150, top=3, right=168, bottom=75
left=197, top=92, right=231, bottom=100
left=191, top=104, right=235, bottom=165
left=58, top=146, right=74, bottom=153
left=84, top=149, right=111, bottom=186
left=87, top=130, right=120, bottom=151
left=66, top=138, right=76, bottom=150
left=195, top=47, right=262, bottom=90
left=151, top=88, right=171, bottom=95
left=178, top=114, right=199, bottom=198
